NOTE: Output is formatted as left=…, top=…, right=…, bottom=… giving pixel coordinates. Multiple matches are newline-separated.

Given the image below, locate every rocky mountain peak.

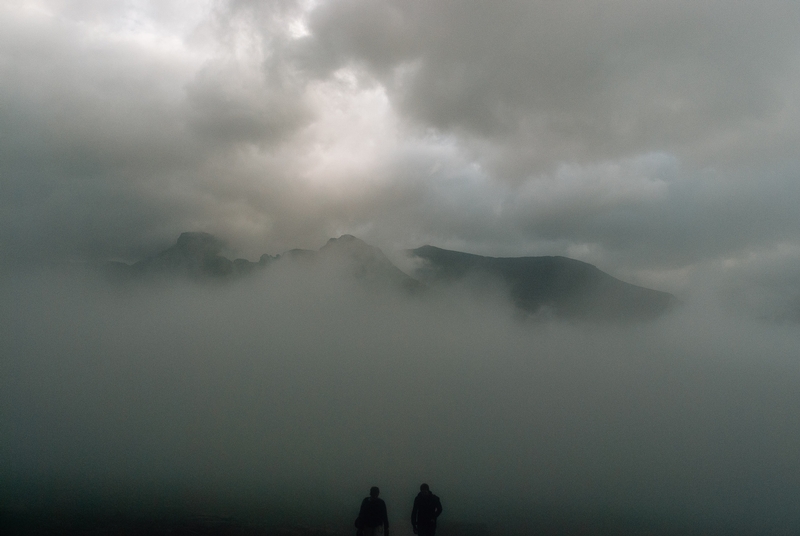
left=106, top=232, right=674, bottom=320
left=174, top=232, right=224, bottom=256
left=321, top=234, right=370, bottom=252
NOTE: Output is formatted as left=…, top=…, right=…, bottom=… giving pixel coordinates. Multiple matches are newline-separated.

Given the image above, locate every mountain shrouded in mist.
left=5, top=2, right=800, bottom=534
left=4, top=233, right=800, bottom=536
left=411, top=246, right=675, bottom=320
left=105, top=232, right=673, bottom=321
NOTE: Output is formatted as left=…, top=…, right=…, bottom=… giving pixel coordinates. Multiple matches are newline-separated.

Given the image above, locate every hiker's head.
left=370, top=486, right=380, bottom=498
left=419, top=483, right=429, bottom=492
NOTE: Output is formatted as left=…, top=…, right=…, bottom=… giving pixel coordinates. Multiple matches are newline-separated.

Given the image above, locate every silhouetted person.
left=411, top=483, right=442, bottom=536
left=357, top=486, right=389, bottom=536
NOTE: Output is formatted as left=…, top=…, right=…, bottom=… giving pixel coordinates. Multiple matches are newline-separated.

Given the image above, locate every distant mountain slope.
left=105, top=232, right=418, bottom=290
left=104, top=232, right=673, bottom=320
left=278, top=234, right=421, bottom=291
left=319, top=234, right=421, bottom=291
left=133, top=232, right=234, bottom=277
left=410, top=245, right=675, bottom=320
left=106, top=232, right=267, bottom=280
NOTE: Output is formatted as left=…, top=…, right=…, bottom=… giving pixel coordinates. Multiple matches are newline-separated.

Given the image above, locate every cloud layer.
left=3, top=265, right=800, bottom=533
left=2, top=1, right=800, bottom=309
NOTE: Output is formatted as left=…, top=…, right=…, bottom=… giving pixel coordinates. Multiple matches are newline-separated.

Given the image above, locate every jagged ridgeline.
left=105, top=232, right=675, bottom=321
left=105, top=232, right=276, bottom=279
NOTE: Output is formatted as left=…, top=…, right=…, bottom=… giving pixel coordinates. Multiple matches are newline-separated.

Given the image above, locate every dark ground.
left=2, top=508, right=764, bottom=536
left=1, top=511, right=342, bottom=536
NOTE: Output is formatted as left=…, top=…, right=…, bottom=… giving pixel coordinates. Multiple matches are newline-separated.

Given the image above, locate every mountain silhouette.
left=105, top=233, right=674, bottom=320
left=319, top=234, right=421, bottom=291
left=410, top=245, right=675, bottom=320
left=106, top=232, right=234, bottom=279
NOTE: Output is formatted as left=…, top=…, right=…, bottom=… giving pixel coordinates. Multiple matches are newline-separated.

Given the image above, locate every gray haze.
left=2, top=0, right=800, bottom=533
left=2, top=264, right=800, bottom=533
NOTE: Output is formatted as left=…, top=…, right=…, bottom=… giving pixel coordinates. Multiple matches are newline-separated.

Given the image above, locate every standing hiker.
left=411, top=483, right=442, bottom=536
left=356, top=486, right=389, bottom=536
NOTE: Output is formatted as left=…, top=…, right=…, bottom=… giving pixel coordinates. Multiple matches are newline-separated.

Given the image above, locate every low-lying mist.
left=2, top=260, right=799, bottom=534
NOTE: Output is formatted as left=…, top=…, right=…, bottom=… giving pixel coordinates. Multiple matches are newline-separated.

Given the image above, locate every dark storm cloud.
left=0, top=0, right=316, bottom=262
left=2, top=0, right=800, bottom=307
left=304, top=0, right=800, bottom=171
left=297, top=0, right=800, bottom=295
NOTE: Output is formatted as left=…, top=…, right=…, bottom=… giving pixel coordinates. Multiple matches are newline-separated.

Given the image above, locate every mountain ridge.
left=410, top=245, right=675, bottom=320
left=105, top=232, right=674, bottom=321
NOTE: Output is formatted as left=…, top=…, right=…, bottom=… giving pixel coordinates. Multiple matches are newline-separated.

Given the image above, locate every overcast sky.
left=2, top=0, right=800, bottom=301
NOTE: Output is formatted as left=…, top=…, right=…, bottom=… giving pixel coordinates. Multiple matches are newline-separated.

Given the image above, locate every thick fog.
left=2, top=261, right=799, bottom=534
left=3, top=2, right=800, bottom=533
